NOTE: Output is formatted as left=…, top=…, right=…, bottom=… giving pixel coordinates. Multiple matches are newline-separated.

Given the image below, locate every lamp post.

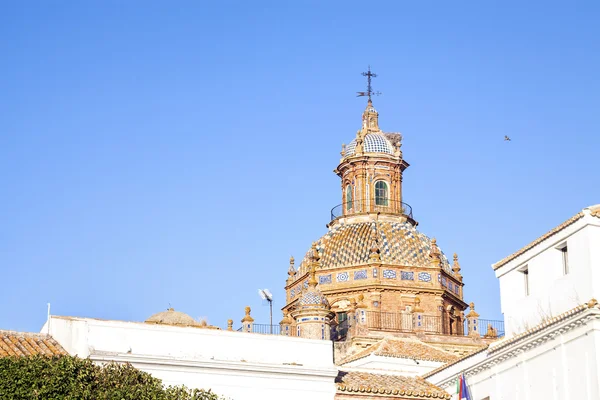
left=258, top=289, right=273, bottom=334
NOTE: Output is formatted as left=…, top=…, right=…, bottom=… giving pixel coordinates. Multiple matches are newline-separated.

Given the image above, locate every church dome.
left=345, top=133, right=394, bottom=156
left=145, top=308, right=199, bottom=327
left=299, top=219, right=452, bottom=274
left=299, top=287, right=330, bottom=307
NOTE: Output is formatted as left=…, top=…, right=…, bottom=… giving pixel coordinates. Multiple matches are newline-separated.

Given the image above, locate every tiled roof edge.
left=421, top=345, right=488, bottom=379
left=487, top=298, right=599, bottom=354
left=492, top=211, right=584, bottom=270
left=336, top=372, right=451, bottom=399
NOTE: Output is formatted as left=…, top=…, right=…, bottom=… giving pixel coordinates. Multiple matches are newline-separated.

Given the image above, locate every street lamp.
left=258, top=289, right=273, bottom=334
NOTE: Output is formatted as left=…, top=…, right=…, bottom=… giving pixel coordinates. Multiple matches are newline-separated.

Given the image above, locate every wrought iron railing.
left=365, top=311, right=504, bottom=338
left=465, top=318, right=505, bottom=338
left=330, top=200, right=413, bottom=221
left=236, top=324, right=281, bottom=335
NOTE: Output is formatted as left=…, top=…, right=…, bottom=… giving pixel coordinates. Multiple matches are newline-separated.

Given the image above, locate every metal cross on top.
left=357, top=66, right=381, bottom=102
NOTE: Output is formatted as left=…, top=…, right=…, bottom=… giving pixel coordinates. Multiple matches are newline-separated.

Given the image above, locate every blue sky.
left=1, top=1, right=599, bottom=332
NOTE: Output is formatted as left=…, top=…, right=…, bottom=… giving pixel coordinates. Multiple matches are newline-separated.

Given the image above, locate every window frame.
left=518, top=265, right=530, bottom=296
left=345, top=185, right=353, bottom=211
left=556, top=242, right=569, bottom=275
left=374, top=180, right=389, bottom=206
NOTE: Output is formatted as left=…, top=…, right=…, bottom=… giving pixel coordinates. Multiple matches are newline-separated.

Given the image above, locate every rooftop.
left=0, top=330, right=66, bottom=357
left=336, top=371, right=450, bottom=399
left=339, top=337, right=459, bottom=365
left=493, top=204, right=600, bottom=270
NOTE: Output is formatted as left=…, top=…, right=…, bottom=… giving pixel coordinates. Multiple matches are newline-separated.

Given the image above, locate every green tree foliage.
left=0, top=355, right=226, bottom=400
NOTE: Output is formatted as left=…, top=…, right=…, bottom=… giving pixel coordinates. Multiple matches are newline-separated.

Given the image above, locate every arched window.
left=375, top=181, right=389, bottom=206
left=346, top=185, right=353, bottom=210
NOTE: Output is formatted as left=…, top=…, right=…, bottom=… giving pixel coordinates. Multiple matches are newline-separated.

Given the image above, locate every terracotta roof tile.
left=421, top=345, right=488, bottom=379
left=0, top=330, right=66, bottom=357
left=336, top=371, right=450, bottom=399
left=339, top=337, right=458, bottom=365
left=492, top=212, right=584, bottom=270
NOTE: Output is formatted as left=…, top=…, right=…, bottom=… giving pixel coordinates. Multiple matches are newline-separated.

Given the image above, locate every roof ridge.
left=0, top=329, right=51, bottom=337
left=492, top=211, right=585, bottom=270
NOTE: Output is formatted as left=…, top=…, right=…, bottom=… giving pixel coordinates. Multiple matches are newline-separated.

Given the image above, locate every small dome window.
left=375, top=181, right=389, bottom=206
left=346, top=185, right=353, bottom=210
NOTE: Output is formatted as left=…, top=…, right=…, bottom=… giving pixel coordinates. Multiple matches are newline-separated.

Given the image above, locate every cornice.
left=432, top=305, right=600, bottom=389
left=89, top=352, right=339, bottom=378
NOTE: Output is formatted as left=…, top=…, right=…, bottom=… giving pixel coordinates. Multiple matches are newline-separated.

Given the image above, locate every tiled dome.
left=345, top=133, right=394, bottom=156
left=145, top=308, right=199, bottom=327
left=299, top=220, right=451, bottom=273
left=299, top=288, right=330, bottom=307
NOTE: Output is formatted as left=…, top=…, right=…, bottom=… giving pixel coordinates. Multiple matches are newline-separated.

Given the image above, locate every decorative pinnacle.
left=241, top=306, right=254, bottom=323
left=227, top=319, right=233, bottom=331
left=310, top=242, right=320, bottom=263
left=453, top=253, right=462, bottom=280
left=288, top=256, right=296, bottom=276
left=466, top=302, right=480, bottom=318
left=430, top=238, right=441, bottom=260
left=369, top=228, right=381, bottom=261
left=308, top=263, right=318, bottom=287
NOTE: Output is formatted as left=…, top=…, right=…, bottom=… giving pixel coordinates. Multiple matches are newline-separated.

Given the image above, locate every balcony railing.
left=237, top=315, right=505, bottom=340
left=236, top=324, right=281, bottom=335
left=465, top=318, right=505, bottom=338
left=366, top=311, right=505, bottom=338
left=330, top=200, right=413, bottom=221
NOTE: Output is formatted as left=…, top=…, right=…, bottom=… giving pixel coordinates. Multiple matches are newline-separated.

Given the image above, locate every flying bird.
left=504, top=135, right=511, bottom=142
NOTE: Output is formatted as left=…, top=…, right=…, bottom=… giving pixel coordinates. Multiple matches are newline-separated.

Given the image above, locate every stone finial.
left=355, top=135, right=364, bottom=154
left=414, top=297, right=423, bottom=313
left=308, top=263, right=318, bottom=288
left=588, top=298, right=598, bottom=308
left=430, top=238, right=441, bottom=258
left=279, top=312, right=293, bottom=325
left=341, top=143, right=346, bottom=157
left=349, top=297, right=358, bottom=311
left=429, top=238, right=443, bottom=269
left=369, top=230, right=381, bottom=262
left=227, top=319, right=233, bottom=331
left=241, top=306, right=254, bottom=323
left=288, top=256, right=296, bottom=277
left=466, top=302, right=480, bottom=318
left=310, top=242, right=320, bottom=263
left=356, top=294, right=367, bottom=309
left=453, top=253, right=463, bottom=281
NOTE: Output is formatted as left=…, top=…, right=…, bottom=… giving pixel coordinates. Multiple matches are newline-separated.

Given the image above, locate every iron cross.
left=357, top=66, right=381, bottom=101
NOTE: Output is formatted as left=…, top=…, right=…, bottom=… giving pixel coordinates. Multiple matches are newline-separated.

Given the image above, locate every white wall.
left=43, top=316, right=338, bottom=400
left=495, top=213, right=600, bottom=337
left=427, top=308, right=600, bottom=400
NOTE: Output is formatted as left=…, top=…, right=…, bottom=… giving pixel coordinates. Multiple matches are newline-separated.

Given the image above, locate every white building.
left=425, top=204, right=600, bottom=400
left=42, top=311, right=338, bottom=400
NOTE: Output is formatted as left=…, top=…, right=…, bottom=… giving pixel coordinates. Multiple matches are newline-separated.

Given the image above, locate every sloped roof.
left=336, top=371, right=450, bottom=399
left=493, top=204, right=600, bottom=271
left=339, top=337, right=458, bottom=365
left=421, top=345, right=488, bottom=379
left=0, top=330, right=66, bottom=357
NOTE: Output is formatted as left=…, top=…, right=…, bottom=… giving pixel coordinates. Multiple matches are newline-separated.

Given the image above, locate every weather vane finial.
left=357, top=65, right=381, bottom=102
